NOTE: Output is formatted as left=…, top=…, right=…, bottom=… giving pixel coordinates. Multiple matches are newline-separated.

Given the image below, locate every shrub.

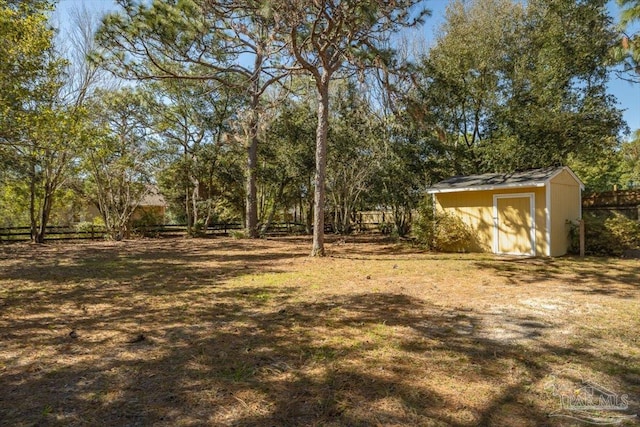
left=570, top=212, right=640, bottom=256
left=431, top=212, right=475, bottom=252
left=131, top=209, right=165, bottom=238
left=191, top=220, right=208, bottom=237
left=75, top=218, right=106, bottom=238
left=75, top=221, right=96, bottom=233
left=378, top=221, right=393, bottom=235
left=413, top=197, right=474, bottom=252
left=412, top=198, right=435, bottom=246
left=229, top=229, right=246, bottom=239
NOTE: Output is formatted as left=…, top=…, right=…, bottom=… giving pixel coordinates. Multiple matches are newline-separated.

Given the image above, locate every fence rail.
left=0, top=225, right=108, bottom=241
left=0, top=222, right=309, bottom=242
left=583, top=190, right=640, bottom=208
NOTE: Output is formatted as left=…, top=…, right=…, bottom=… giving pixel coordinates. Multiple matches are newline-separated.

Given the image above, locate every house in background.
left=427, top=166, right=584, bottom=256
left=130, top=188, right=167, bottom=224
left=84, top=185, right=168, bottom=226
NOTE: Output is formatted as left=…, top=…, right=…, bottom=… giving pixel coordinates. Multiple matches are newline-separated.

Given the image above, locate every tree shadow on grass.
left=473, top=256, right=640, bottom=297
left=1, top=239, right=638, bottom=426
left=0, top=238, right=310, bottom=317
left=2, top=287, right=637, bottom=426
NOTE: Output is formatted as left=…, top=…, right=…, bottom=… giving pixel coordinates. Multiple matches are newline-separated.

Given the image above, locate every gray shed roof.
left=427, top=166, right=584, bottom=194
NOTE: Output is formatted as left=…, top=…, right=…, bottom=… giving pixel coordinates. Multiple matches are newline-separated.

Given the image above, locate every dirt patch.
left=1, top=236, right=638, bottom=426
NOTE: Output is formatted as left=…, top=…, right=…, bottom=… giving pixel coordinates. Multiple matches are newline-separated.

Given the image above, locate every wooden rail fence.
left=0, top=222, right=308, bottom=242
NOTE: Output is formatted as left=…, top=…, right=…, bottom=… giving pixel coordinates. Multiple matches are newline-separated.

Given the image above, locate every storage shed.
left=427, top=166, right=584, bottom=256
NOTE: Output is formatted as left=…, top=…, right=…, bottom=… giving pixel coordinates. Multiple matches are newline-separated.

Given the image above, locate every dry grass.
left=0, top=235, right=638, bottom=426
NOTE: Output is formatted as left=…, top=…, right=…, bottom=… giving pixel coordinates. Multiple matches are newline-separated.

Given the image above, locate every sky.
left=55, top=0, right=639, bottom=135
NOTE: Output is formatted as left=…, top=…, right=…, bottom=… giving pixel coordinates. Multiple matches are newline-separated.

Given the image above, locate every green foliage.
left=619, top=130, right=640, bottom=188
left=260, top=92, right=316, bottom=233
left=75, top=219, right=104, bottom=233
left=377, top=222, right=393, bottom=235
left=489, top=0, right=623, bottom=170
left=567, top=130, right=640, bottom=191
left=413, top=197, right=474, bottom=252
left=229, top=230, right=247, bottom=240
left=367, top=110, right=448, bottom=237
left=620, top=0, right=640, bottom=25
left=49, top=186, right=85, bottom=226
left=271, top=0, right=429, bottom=255
left=83, top=88, right=159, bottom=241
left=0, top=0, right=58, bottom=128
left=326, top=81, right=383, bottom=235
left=0, top=0, right=81, bottom=242
left=414, top=0, right=624, bottom=175
left=570, top=212, right=640, bottom=256
left=151, top=78, right=244, bottom=236
left=0, top=180, right=30, bottom=227
left=566, top=144, right=624, bottom=192
left=612, top=0, right=640, bottom=83
left=95, top=0, right=293, bottom=237
left=131, top=209, right=165, bottom=238
left=1, top=0, right=633, bottom=244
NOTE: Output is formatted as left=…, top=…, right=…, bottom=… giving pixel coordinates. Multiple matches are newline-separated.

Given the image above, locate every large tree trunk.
left=311, top=78, right=330, bottom=256
left=35, top=188, right=53, bottom=244
left=245, top=95, right=259, bottom=238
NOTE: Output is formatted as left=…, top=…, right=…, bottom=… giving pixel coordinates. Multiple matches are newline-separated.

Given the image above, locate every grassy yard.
left=0, top=236, right=638, bottom=426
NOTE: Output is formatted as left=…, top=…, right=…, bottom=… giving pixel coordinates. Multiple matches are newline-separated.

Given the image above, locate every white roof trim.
left=427, top=182, right=546, bottom=194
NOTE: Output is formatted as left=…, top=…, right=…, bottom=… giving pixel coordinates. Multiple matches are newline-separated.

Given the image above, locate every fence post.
left=579, top=219, right=585, bottom=258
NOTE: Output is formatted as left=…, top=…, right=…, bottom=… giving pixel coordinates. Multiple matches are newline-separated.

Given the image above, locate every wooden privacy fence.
left=582, top=189, right=640, bottom=207
left=582, top=189, right=640, bottom=220
left=354, top=211, right=395, bottom=232
left=0, top=222, right=307, bottom=242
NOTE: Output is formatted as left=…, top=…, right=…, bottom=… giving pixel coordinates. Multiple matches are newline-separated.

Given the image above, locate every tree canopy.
left=614, top=0, right=640, bottom=82
left=0, top=0, right=637, bottom=245
left=270, top=0, right=429, bottom=255
left=410, top=0, right=624, bottom=175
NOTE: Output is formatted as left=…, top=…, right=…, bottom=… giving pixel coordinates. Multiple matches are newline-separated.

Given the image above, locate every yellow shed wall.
left=549, top=170, right=582, bottom=256
left=435, top=187, right=547, bottom=255
left=550, top=169, right=579, bottom=186
left=435, top=191, right=493, bottom=252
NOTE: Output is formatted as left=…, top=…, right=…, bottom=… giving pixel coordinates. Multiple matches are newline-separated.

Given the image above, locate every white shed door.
left=494, top=195, right=535, bottom=255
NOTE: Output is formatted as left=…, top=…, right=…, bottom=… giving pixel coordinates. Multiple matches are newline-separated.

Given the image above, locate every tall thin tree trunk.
left=311, top=79, right=330, bottom=256
left=246, top=95, right=259, bottom=238
left=245, top=51, right=263, bottom=239
left=261, top=178, right=287, bottom=235
left=29, top=163, right=37, bottom=243
left=192, top=178, right=199, bottom=231
left=183, top=148, right=193, bottom=236
left=306, top=191, right=313, bottom=235
left=185, top=188, right=192, bottom=234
